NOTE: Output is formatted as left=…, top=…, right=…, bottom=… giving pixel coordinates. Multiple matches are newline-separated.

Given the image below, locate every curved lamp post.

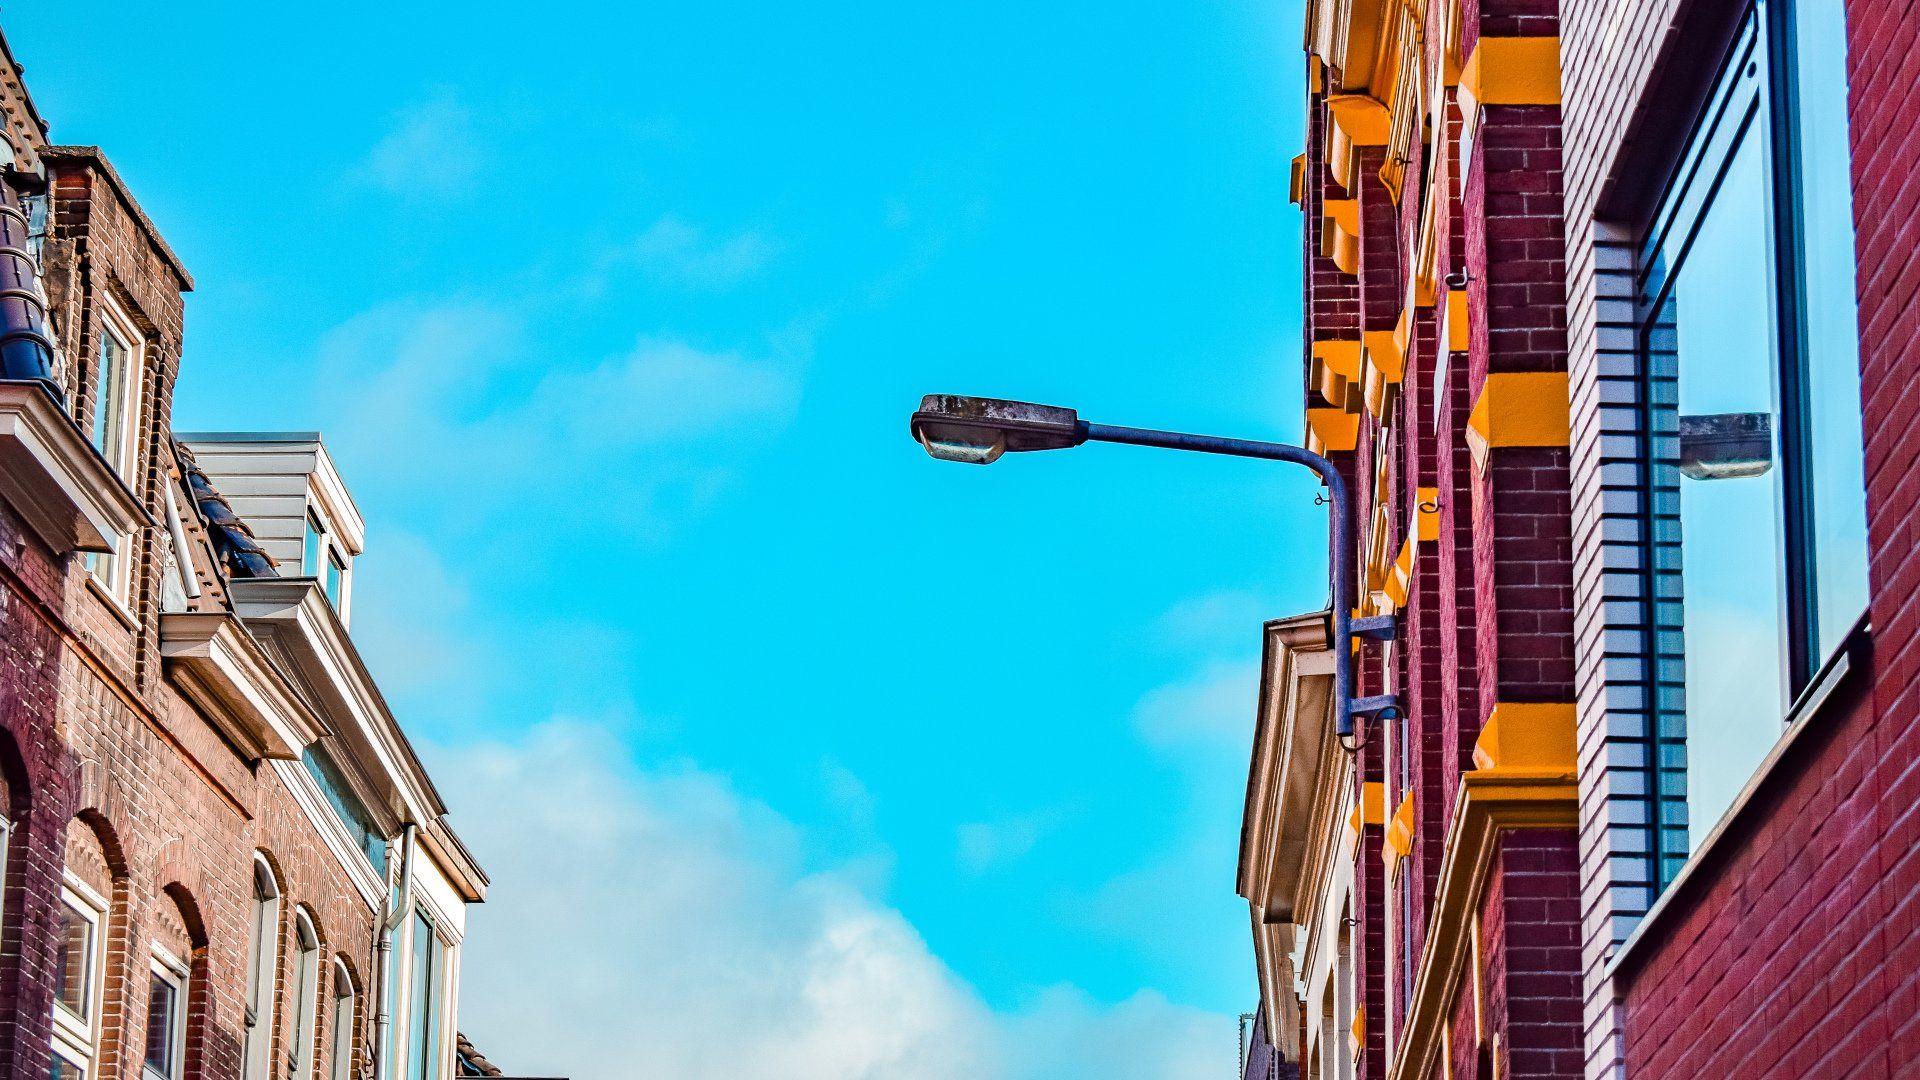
left=908, top=394, right=1399, bottom=741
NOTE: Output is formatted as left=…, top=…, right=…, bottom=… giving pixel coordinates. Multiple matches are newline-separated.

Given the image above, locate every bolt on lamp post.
left=908, top=394, right=1400, bottom=742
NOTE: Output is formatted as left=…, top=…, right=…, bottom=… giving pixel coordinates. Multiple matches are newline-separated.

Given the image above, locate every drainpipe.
left=372, top=824, right=418, bottom=1080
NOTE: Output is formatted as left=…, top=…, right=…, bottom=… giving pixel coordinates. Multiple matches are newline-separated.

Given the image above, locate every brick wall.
left=0, top=147, right=390, bottom=1080
left=1608, top=0, right=1920, bottom=1075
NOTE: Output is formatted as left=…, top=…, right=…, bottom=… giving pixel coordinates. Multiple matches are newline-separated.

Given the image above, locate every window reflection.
left=1651, top=120, right=1787, bottom=851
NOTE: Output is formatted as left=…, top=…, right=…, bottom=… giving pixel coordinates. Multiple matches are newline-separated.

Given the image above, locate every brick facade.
left=1242, top=0, right=1585, bottom=1076
left=1587, top=0, right=1920, bottom=1075
left=0, top=27, right=498, bottom=1080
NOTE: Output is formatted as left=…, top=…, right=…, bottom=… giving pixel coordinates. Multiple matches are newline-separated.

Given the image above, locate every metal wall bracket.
left=1350, top=694, right=1403, bottom=722
left=1351, top=614, right=1399, bottom=642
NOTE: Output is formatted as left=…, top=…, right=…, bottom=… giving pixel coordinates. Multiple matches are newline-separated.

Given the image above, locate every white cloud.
left=1131, top=658, right=1262, bottom=749
left=442, top=720, right=1236, bottom=1080
left=630, top=215, right=779, bottom=288
left=507, top=334, right=799, bottom=450
left=1002, top=986, right=1230, bottom=1080
left=956, top=808, right=1073, bottom=875
left=360, top=90, right=488, bottom=198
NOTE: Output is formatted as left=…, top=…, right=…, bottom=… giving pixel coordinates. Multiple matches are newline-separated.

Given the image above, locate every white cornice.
left=230, top=578, right=440, bottom=824
left=1238, top=611, right=1336, bottom=923
left=0, top=381, right=149, bottom=554
left=228, top=578, right=486, bottom=897
left=159, top=611, right=330, bottom=760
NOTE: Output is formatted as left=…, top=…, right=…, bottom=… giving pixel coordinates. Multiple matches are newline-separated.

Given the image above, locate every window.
left=84, top=304, right=143, bottom=598
left=405, top=909, right=446, bottom=1080
left=302, top=508, right=351, bottom=612
left=52, top=881, right=106, bottom=1080
left=324, top=551, right=345, bottom=609
left=241, top=856, right=280, bottom=1080
left=51, top=1045, right=86, bottom=1080
left=1639, top=0, right=1865, bottom=877
left=144, top=950, right=188, bottom=1080
left=303, top=511, right=327, bottom=578
left=329, top=962, right=356, bottom=1080
left=290, top=912, right=321, bottom=1079
left=301, top=746, right=391, bottom=878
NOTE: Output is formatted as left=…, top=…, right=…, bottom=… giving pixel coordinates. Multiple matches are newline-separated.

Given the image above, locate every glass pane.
left=1661, top=123, right=1790, bottom=851
left=51, top=1049, right=84, bottom=1080
left=55, top=901, right=92, bottom=1018
left=1793, top=0, right=1869, bottom=655
left=407, top=912, right=435, bottom=1080
left=331, top=987, right=355, bottom=1080
left=324, top=553, right=344, bottom=607
left=303, top=513, right=325, bottom=577
left=145, top=972, right=178, bottom=1077
left=92, top=329, right=126, bottom=464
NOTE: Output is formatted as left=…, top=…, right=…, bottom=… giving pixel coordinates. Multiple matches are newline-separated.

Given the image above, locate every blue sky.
left=11, top=2, right=1315, bottom=1074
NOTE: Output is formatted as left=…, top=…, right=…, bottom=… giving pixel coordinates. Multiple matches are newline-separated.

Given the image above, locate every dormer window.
left=303, top=507, right=351, bottom=612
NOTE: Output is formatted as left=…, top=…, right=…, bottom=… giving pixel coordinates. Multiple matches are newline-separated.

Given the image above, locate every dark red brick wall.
left=0, top=498, right=82, bottom=1080
left=1616, top=1, right=1920, bottom=1074
left=0, top=151, right=389, bottom=1080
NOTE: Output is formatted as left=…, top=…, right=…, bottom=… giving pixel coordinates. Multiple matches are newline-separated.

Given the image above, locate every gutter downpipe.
left=373, top=824, right=419, bottom=1080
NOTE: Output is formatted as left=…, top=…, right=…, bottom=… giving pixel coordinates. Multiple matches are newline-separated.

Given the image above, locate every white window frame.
left=51, top=1039, right=89, bottom=1080
left=241, top=854, right=281, bottom=1080
left=84, top=294, right=144, bottom=603
left=328, top=959, right=356, bottom=1080
left=289, top=910, right=321, bottom=1079
left=398, top=904, right=455, bottom=1080
left=53, top=876, right=108, bottom=1075
left=143, top=945, right=189, bottom=1080
left=302, top=504, right=352, bottom=614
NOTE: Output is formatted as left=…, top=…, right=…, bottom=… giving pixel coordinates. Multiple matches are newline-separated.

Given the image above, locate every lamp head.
left=909, top=395, right=1086, bottom=464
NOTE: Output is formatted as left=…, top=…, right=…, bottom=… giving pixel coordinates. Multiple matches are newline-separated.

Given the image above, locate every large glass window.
left=1640, top=0, right=1866, bottom=876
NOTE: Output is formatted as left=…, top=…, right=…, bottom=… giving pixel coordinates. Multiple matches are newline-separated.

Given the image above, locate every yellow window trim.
left=1307, top=407, right=1360, bottom=454
left=1383, top=789, right=1416, bottom=868
left=1446, top=288, right=1471, bottom=351
left=1290, top=153, right=1308, bottom=206
left=1459, top=36, right=1562, bottom=108
left=1383, top=702, right=1576, bottom=1080
left=1464, top=371, right=1571, bottom=473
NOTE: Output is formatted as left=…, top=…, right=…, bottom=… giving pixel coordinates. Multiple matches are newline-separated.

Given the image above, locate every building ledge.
left=160, top=611, right=329, bottom=760
left=0, top=381, right=148, bottom=554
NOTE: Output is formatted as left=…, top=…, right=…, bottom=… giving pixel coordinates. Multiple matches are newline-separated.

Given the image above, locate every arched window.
left=241, top=855, right=281, bottom=1080
left=56, top=822, right=117, bottom=1080
left=328, top=960, right=356, bottom=1080
left=289, top=910, right=321, bottom=1078
left=145, top=889, right=202, bottom=1080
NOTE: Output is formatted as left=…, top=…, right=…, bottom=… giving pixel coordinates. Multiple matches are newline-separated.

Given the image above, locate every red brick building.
left=0, top=27, right=524, bottom=1080
left=1238, top=0, right=1909, bottom=1076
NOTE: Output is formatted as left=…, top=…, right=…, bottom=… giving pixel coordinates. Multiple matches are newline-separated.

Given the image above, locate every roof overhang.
left=0, top=381, right=149, bottom=554
left=228, top=577, right=443, bottom=827
left=160, top=611, right=331, bottom=759
left=1236, top=610, right=1337, bottom=922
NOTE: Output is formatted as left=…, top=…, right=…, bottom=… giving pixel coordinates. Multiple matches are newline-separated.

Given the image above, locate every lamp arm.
left=1078, top=421, right=1364, bottom=740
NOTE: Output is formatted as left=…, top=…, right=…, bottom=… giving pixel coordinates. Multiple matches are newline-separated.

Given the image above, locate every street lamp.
left=909, top=393, right=1399, bottom=741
